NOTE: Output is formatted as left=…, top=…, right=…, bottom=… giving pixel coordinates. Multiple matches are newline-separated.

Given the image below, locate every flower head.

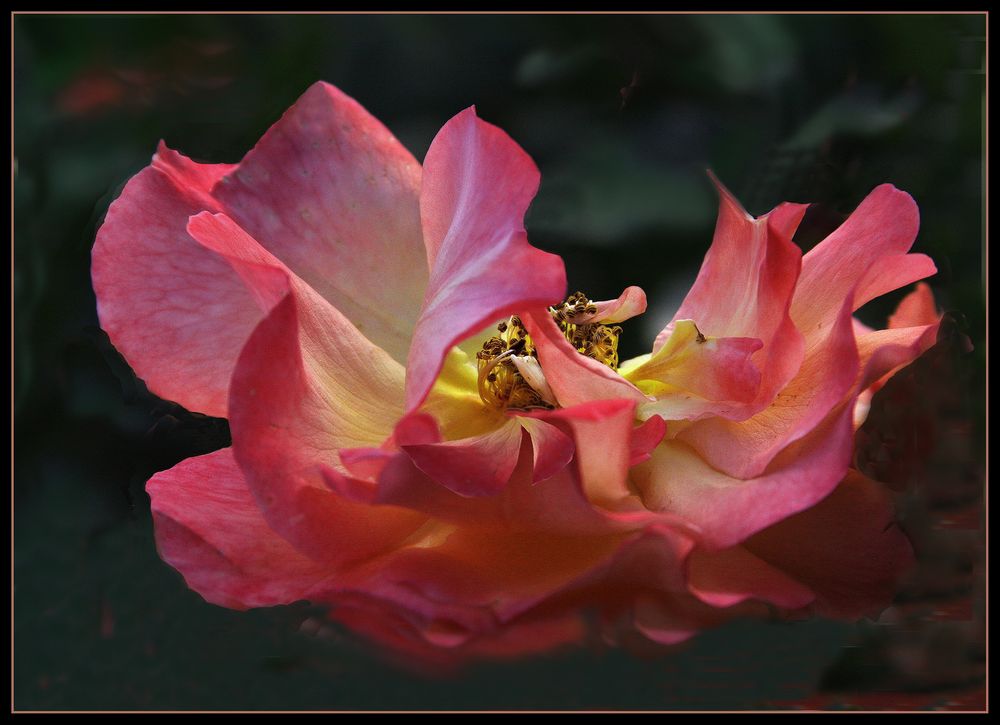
left=92, top=81, right=940, bottom=667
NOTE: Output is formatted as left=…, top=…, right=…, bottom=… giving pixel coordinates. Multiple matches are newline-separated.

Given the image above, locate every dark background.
left=13, top=13, right=986, bottom=711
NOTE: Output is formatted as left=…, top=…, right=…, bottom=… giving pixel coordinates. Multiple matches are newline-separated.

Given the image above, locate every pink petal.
left=523, top=399, right=640, bottom=506
left=94, top=82, right=429, bottom=416
left=744, top=470, right=915, bottom=618
left=791, top=184, right=937, bottom=337
left=888, top=282, right=940, bottom=329
left=686, top=546, right=815, bottom=609
left=631, top=596, right=701, bottom=646
left=405, top=107, right=567, bottom=411
left=653, top=174, right=805, bottom=410
left=676, top=292, right=860, bottom=479
left=522, top=309, right=647, bottom=408
left=397, top=414, right=525, bottom=497
left=852, top=283, right=943, bottom=428
left=227, top=272, right=425, bottom=564
left=565, top=285, right=648, bottom=324
left=631, top=401, right=856, bottom=549
left=517, top=416, right=575, bottom=484
left=855, top=322, right=941, bottom=392
left=146, top=448, right=330, bottom=609
left=628, top=415, right=667, bottom=466
left=91, top=144, right=253, bottom=417
left=213, top=81, right=428, bottom=364
left=627, top=320, right=763, bottom=421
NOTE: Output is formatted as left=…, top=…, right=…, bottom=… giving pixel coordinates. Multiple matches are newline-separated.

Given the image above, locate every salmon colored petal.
left=791, top=184, right=937, bottom=337
left=146, top=448, right=330, bottom=609
left=888, top=282, right=940, bottom=329
left=327, top=592, right=586, bottom=669
left=853, top=284, right=942, bottom=427
left=405, top=107, right=567, bottom=411
left=676, top=292, right=860, bottom=479
left=398, top=415, right=525, bottom=497
left=855, top=322, right=941, bottom=392
left=628, top=415, right=667, bottom=466
left=91, top=144, right=254, bottom=417
left=631, top=596, right=701, bottom=646
left=631, top=402, right=856, bottom=550
left=213, top=81, right=427, bottom=364
left=624, top=320, right=763, bottom=421
left=350, top=527, right=633, bottom=624
left=523, top=399, right=639, bottom=507
left=653, top=174, right=805, bottom=411
left=565, top=285, right=647, bottom=324
left=522, top=309, right=647, bottom=408
left=227, top=276, right=425, bottom=564
left=744, top=470, right=915, bottom=618
left=517, top=417, right=575, bottom=484
left=686, top=546, right=815, bottom=609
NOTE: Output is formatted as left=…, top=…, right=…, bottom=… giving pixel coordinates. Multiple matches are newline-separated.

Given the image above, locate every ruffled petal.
left=791, top=184, right=937, bottom=337
left=517, top=416, right=575, bottom=484
left=853, top=283, right=942, bottom=427
left=523, top=309, right=647, bottom=408
left=224, top=239, right=426, bottom=562
left=146, top=448, right=330, bottom=609
left=888, top=282, right=940, bottom=329
left=628, top=415, right=667, bottom=466
left=397, top=414, right=525, bottom=497
left=652, top=174, right=805, bottom=411
left=744, top=470, right=915, bottom=618
left=675, top=292, right=860, bottom=479
left=685, top=546, right=815, bottom=609
left=523, top=399, right=641, bottom=507
left=565, top=285, right=647, bottom=324
left=91, top=144, right=254, bottom=417
left=622, top=320, right=763, bottom=421
left=213, top=81, right=427, bottom=363
left=631, top=401, right=856, bottom=549
left=405, top=107, right=567, bottom=411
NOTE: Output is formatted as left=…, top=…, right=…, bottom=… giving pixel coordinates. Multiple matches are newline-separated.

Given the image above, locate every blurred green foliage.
left=13, top=13, right=985, bottom=711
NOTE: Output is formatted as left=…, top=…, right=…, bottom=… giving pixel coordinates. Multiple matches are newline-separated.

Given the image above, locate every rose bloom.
left=92, top=82, right=942, bottom=667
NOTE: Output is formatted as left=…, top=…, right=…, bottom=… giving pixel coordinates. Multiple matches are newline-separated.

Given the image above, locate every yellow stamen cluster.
left=476, top=316, right=549, bottom=410
left=475, top=292, right=624, bottom=410
left=549, top=292, right=623, bottom=369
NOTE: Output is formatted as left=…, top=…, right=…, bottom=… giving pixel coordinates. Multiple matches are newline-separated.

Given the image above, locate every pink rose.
left=92, top=81, right=940, bottom=667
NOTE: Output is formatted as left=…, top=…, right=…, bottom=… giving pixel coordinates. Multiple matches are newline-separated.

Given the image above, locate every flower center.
left=476, top=292, right=623, bottom=411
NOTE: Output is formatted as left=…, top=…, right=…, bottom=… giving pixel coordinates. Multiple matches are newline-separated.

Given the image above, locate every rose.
left=92, top=81, right=940, bottom=666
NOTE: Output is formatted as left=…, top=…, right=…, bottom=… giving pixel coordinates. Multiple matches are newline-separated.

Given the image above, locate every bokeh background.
left=13, top=13, right=986, bottom=711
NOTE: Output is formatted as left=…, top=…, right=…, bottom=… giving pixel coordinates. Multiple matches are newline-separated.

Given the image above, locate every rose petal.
left=888, top=282, right=940, bottom=329
left=147, top=448, right=330, bottom=609
left=213, top=81, right=428, bottom=364
left=227, top=268, right=425, bottom=563
left=686, top=546, right=816, bottom=609
left=791, top=184, right=937, bottom=337
left=675, top=291, right=860, bottom=479
left=398, top=414, right=525, bottom=497
left=405, top=107, right=567, bottom=411
left=744, top=470, right=915, bottom=618
left=517, top=416, right=575, bottom=484
left=853, top=284, right=942, bottom=427
left=92, top=144, right=253, bottom=417
left=566, top=285, right=647, bottom=324
left=623, top=320, right=763, bottom=421
left=652, top=174, right=805, bottom=411
left=631, top=401, right=856, bottom=549
left=522, top=309, right=647, bottom=408
left=628, top=415, right=667, bottom=466
left=523, top=399, right=640, bottom=506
